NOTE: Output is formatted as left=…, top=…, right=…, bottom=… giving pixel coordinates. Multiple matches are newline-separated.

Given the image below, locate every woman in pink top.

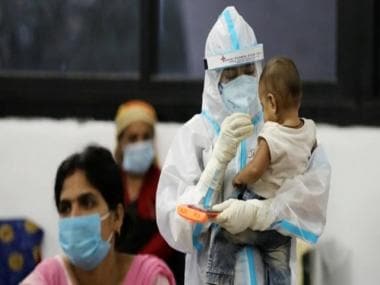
left=22, top=145, right=175, bottom=285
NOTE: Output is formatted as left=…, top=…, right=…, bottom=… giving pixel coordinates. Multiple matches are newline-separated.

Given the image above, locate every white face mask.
left=122, top=140, right=155, bottom=174
left=220, top=74, right=259, bottom=114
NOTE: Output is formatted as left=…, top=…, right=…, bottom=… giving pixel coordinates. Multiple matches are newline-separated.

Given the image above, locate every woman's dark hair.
left=54, top=145, right=124, bottom=211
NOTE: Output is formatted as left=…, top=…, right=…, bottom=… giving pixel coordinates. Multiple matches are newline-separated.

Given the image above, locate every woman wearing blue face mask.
left=21, top=145, right=175, bottom=285
left=114, top=100, right=185, bottom=284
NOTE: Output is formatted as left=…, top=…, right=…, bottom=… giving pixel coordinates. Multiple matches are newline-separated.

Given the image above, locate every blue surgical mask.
left=59, top=212, right=112, bottom=271
left=122, top=140, right=154, bottom=174
left=220, top=74, right=259, bottom=114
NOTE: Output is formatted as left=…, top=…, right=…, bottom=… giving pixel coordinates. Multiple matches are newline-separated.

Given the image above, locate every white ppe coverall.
left=156, top=6, right=331, bottom=285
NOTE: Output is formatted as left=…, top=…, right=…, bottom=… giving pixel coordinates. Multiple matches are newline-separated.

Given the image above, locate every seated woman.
left=21, top=145, right=175, bottom=285
left=114, top=100, right=184, bottom=284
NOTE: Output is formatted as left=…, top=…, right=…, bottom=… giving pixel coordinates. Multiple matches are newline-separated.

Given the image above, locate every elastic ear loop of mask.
left=100, top=211, right=115, bottom=243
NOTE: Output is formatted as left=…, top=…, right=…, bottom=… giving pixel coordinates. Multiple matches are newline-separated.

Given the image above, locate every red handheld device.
left=177, top=204, right=220, bottom=223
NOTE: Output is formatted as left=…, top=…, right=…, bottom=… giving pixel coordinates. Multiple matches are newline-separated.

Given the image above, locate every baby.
left=233, top=56, right=316, bottom=198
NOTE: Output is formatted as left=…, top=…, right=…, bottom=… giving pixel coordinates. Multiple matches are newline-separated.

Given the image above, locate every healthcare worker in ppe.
left=156, top=6, right=330, bottom=285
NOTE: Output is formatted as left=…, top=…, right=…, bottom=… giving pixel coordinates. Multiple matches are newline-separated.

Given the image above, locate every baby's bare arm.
left=233, top=138, right=270, bottom=187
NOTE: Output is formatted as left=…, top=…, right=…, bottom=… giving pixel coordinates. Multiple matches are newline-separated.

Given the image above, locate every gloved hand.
left=196, top=113, right=253, bottom=195
left=213, top=113, right=254, bottom=164
left=212, top=198, right=275, bottom=234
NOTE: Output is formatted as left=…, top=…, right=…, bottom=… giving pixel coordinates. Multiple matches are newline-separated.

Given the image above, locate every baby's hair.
left=259, top=56, right=302, bottom=110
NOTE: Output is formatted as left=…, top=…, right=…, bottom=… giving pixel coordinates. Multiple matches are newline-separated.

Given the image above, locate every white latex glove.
left=196, top=113, right=253, bottom=194
left=212, top=198, right=275, bottom=234
left=213, top=113, right=254, bottom=164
